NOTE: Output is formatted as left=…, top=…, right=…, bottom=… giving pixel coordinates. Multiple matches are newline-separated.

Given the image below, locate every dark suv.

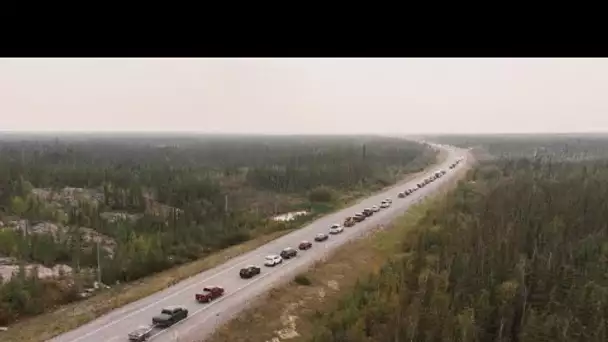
left=315, top=233, right=329, bottom=242
left=239, top=265, right=261, bottom=279
left=280, top=247, right=297, bottom=259
left=298, top=240, right=313, bottom=250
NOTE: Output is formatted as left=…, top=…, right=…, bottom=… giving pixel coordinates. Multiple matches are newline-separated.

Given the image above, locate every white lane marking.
left=64, top=152, right=462, bottom=342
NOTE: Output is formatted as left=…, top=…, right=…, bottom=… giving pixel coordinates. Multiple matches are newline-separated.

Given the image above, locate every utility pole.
left=224, top=194, right=228, bottom=214
left=96, top=240, right=102, bottom=285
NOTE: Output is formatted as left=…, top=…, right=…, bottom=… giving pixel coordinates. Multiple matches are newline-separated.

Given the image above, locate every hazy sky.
left=1, top=58, right=608, bottom=134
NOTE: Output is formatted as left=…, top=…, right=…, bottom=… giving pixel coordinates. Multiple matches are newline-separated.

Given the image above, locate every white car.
left=380, top=201, right=390, bottom=208
left=372, top=205, right=380, bottom=212
left=264, top=254, right=283, bottom=267
left=385, top=198, right=392, bottom=204
left=329, top=223, right=344, bottom=234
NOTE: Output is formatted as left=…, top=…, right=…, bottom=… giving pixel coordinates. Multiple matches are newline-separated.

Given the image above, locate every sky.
left=1, top=58, right=608, bottom=134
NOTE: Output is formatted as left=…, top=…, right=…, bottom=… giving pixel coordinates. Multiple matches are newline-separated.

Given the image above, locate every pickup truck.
left=195, top=286, right=224, bottom=303
left=152, top=306, right=189, bottom=328
left=280, top=247, right=297, bottom=259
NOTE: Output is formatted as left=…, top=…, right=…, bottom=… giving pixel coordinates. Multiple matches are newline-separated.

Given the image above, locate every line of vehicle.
left=147, top=251, right=305, bottom=340
left=181, top=254, right=321, bottom=337
left=176, top=200, right=427, bottom=341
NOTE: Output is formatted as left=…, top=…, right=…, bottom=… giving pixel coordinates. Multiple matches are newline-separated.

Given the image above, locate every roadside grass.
left=0, top=147, right=446, bottom=342
left=205, top=153, right=471, bottom=342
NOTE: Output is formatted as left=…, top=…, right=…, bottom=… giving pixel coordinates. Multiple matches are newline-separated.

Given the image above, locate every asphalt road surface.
left=49, top=144, right=468, bottom=342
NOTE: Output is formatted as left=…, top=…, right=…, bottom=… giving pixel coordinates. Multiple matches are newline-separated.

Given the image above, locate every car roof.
left=162, top=305, right=184, bottom=311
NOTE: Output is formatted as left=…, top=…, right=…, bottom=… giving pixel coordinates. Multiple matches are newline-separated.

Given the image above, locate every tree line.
left=426, top=133, right=608, bottom=160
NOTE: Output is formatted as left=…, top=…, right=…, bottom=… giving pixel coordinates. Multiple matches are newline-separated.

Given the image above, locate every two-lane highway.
left=49, top=144, right=468, bottom=342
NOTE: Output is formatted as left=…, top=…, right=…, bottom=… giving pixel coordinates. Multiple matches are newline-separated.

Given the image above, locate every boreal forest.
left=312, top=135, right=608, bottom=342
left=0, top=134, right=434, bottom=326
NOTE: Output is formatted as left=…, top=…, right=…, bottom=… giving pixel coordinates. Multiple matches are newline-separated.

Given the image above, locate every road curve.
left=49, top=144, right=468, bottom=342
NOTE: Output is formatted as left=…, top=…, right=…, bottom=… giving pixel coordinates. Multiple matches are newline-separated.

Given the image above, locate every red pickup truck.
left=195, top=286, right=225, bottom=303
